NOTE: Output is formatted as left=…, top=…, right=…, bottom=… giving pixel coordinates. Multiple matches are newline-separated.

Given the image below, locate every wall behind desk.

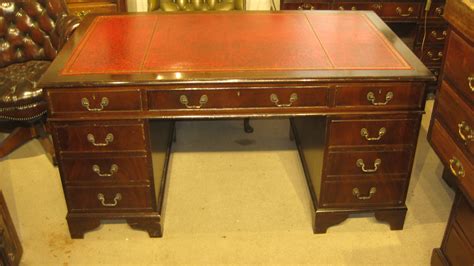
left=128, top=0, right=275, bottom=11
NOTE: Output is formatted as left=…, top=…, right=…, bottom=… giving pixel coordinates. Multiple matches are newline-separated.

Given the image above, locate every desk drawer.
left=435, top=81, right=474, bottom=159
left=66, top=186, right=153, bottom=212
left=55, top=121, right=147, bottom=153
left=48, top=88, right=142, bottom=114
left=414, top=46, right=444, bottom=67
left=444, top=30, right=474, bottom=103
left=328, top=117, right=419, bottom=147
left=68, top=2, right=119, bottom=17
left=430, top=119, right=474, bottom=205
left=334, top=2, right=421, bottom=20
left=61, top=156, right=150, bottom=184
left=326, top=150, right=412, bottom=176
left=334, top=83, right=424, bottom=109
left=321, top=178, right=406, bottom=207
left=415, top=25, right=448, bottom=45
left=148, top=87, right=328, bottom=110
left=281, top=1, right=331, bottom=10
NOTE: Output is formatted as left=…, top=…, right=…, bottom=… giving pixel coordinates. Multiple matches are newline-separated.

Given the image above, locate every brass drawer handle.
left=81, top=97, right=109, bottom=112
left=396, top=6, right=414, bottom=17
left=87, top=133, right=114, bottom=146
left=360, top=127, right=386, bottom=141
left=430, top=30, right=447, bottom=40
left=97, top=193, right=122, bottom=207
left=179, top=95, right=208, bottom=109
left=449, top=157, right=465, bottom=178
left=75, top=10, right=91, bottom=19
left=352, top=187, right=377, bottom=200
left=427, top=51, right=443, bottom=61
left=458, top=121, right=474, bottom=144
left=297, top=3, right=314, bottom=10
left=367, top=91, right=393, bottom=105
left=92, top=164, right=119, bottom=177
left=435, top=7, right=443, bottom=16
left=356, top=158, right=381, bottom=173
left=270, top=93, right=298, bottom=107
left=372, top=3, right=383, bottom=10
left=339, top=6, right=357, bottom=10
left=469, top=76, right=474, bottom=92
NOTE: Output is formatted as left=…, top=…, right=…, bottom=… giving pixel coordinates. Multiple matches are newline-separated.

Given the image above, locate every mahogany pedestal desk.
left=39, top=11, right=434, bottom=238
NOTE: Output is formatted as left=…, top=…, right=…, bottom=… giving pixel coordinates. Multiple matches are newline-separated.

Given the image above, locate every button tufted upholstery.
left=148, top=0, right=245, bottom=12
left=0, top=0, right=80, bottom=161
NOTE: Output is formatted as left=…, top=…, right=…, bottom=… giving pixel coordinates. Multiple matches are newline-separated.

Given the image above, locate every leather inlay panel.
left=62, top=13, right=412, bottom=75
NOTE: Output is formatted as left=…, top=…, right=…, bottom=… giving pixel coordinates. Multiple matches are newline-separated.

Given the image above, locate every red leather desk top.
left=62, top=12, right=411, bottom=75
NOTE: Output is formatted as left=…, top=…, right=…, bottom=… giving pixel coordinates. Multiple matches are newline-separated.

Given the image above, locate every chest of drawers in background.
left=428, top=0, right=474, bottom=264
left=66, top=0, right=127, bottom=18
left=279, top=0, right=447, bottom=95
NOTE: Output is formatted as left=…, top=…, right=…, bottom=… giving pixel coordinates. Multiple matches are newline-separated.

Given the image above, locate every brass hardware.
left=92, top=164, right=119, bottom=177
left=434, top=7, right=443, bottom=16
left=179, top=95, right=208, bottom=109
left=87, top=133, right=114, bottom=146
left=297, top=2, right=314, bottom=10
left=427, top=51, right=443, bottom=61
left=396, top=6, right=414, bottom=17
left=356, top=158, right=381, bottom=173
left=372, top=3, right=383, bottom=10
left=449, top=157, right=465, bottom=178
left=430, top=30, right=447, bottom=40
left=339, top=6, right=357, bottom=10
left=75, top=10, right=91, bottom=19
left=469, top=76, right=474, bottom=92
left=360, top=127, right=386, bottom=141
left=458, top=121, right=474, bottom=144
left=352, top=187, right=377, bottom=200
left=367, top=91, right=393, bottom=105
left=97, top=193, right=122, bottom=207
left=270, top=93, right=298, bottom=107
left=81, top=97, right=109, bottom=112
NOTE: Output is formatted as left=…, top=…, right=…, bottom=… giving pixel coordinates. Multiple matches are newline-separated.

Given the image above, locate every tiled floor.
left=0, top=100, right=454, bottom=264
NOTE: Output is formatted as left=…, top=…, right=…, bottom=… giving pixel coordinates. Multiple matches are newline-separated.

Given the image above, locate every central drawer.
left=147, top=87, right=329, bottom=110
left=334, top=2, right=422, bottom=21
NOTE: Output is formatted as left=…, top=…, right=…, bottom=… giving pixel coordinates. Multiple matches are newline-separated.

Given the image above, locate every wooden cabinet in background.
left=280, top=0, right=447, bottom=95
left=428, top=0, right=474, bottom=264
left=66, top=0, right=127, bottom=18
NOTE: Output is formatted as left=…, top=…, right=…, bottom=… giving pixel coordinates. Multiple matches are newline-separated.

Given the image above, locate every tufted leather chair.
left=148, top=0, right=245, bottom=11
left=0, top=0, right=80, bottom=162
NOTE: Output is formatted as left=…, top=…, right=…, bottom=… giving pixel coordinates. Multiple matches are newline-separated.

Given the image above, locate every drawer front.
left=281, top=2, right=331, bottom=10
left=326, top=150, right=412, bottom=176
left=148, top=87, right=328, bottom=110
left=55, top=122, right=147, bottom=152
left=415, top=45, right=444, bottom=67
left=444, top=30, right=474, bottom=103
left=321, top=178, right=407, bottom=207
left=328, top=117, right=420, bottom=147
left=415, top=25, right=448, bottom=45
left=444, top=225, right=474, bottom=266
left=454, top=195, right=474, bottom=248
left=435, top=81, right=474, bottom=159
left=61, top=156, right=150, bottom=184
left=334, top=2, right=421, bottom=20
left=429, top=119, right=474, bottom=204
left=334, top=83, right=424, bottom=109
left=66, top=186, right=153, bottom=212
left=426, top=2, right=445, bottom=20
left=48, top=89, right=142, bottom=114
